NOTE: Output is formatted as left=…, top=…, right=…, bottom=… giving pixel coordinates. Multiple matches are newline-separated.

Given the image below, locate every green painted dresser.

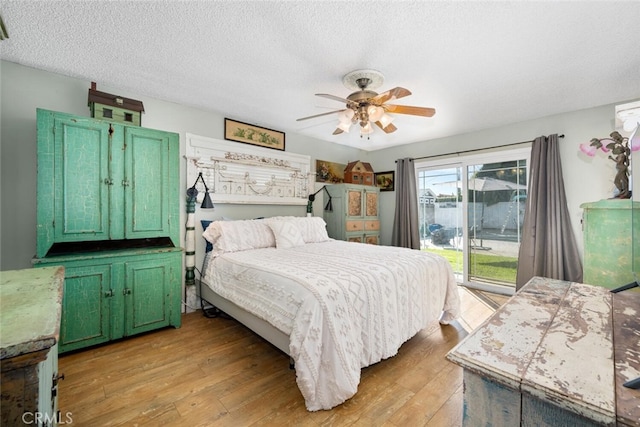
left=33, top=109, right=182, bottom=353
left=581, top=199, right=640, bottom=289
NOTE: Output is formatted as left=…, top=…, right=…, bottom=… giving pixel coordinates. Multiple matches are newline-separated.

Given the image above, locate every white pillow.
left=202, top=220, right=223, bottom=245
left=267, top=220, right=306, bottom=249
left=295, top=217, right=330, bottom=243
left=203, top=219, right=275, bottom=253
left=267, top=216, right=330, bottom=243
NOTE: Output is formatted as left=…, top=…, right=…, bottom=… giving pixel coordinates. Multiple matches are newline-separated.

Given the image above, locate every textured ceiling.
left=1, top=1, right=639, bottom=151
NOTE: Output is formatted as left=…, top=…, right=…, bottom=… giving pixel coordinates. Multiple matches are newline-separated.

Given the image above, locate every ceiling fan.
left=297, top=70, right=436, bottom=138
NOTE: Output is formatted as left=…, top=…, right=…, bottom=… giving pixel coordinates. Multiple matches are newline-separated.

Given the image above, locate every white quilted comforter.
left=203, top=240, right=460, bottom=411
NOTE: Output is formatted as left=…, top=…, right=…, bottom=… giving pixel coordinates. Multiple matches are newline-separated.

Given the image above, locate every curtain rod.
left=403, top=134, right=565, bottom=162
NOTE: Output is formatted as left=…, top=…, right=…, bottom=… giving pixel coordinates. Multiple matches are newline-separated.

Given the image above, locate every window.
left=416, top=148, right=530, bottom=295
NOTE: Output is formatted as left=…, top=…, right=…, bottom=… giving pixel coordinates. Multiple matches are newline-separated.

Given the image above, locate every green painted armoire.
left=581, top=199, right=640, bottom=289
left=32, top=109, right=182, bottom=353
left=323, top=183, right=380, bottom=244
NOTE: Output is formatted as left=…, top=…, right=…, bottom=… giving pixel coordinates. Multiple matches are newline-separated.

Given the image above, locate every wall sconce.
left=187, top=172, right=214, bottom=208
left=307, top=185, right=333, bottom=215
left=185, top=172, right=214, bottom=286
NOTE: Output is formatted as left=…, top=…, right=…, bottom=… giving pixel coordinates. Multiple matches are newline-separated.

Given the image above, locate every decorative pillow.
left=295, top=217, right=330, bottom=243
left=265, top=216, right=330, bottom=243
left=202, top=220, right=223, bottom=247
left=201, top=220, right=214, bottom=252
left=267, top=220, right=306, bottom=249
left=203, top=219, right=276, bottom=253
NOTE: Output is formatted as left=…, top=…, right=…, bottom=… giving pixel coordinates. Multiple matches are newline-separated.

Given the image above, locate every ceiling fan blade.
left=372, top=87, right=411, bottom=104
left=316, top=93, right=352, bottom=104
left=385, top=105, right=436, bottom=117
left=332, top=128, right=344, bottom=135
left=375, top=121, right=397, bottom=133
left=296, top=109, right=346, bottom=121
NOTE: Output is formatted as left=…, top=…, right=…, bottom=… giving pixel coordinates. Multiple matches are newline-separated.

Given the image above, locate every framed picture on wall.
left=375, top=171, right=395, bottom=191
left=224, top=118, right=285, bottom=151
left=315, top=160, right=346, bottom=183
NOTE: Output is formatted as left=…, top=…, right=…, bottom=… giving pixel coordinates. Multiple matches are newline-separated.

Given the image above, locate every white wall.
left=1, top=60, right=633, bottom=273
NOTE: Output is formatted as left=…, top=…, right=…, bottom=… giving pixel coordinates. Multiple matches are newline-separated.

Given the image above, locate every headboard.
left=185, top=133, right=313, bottom=205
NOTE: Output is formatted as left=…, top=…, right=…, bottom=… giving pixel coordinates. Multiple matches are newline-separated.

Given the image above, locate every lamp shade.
left=379, top=113, right=394, bottom=129
left=338, top=109, right=355, bottom=124
left=367, top=105, right=384, bottom=122
left=337, top=121, right=351, bottom=133
left=201, top=191, right=214, bottom=209
left=360, top=122, right=373, bottom=135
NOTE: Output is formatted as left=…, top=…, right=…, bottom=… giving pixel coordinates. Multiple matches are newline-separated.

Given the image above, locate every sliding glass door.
left=418, top=165, right=464, bottom=279
left=416, top=148, right=530, bottom=295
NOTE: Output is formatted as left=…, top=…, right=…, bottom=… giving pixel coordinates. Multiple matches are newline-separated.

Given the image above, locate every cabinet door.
left=37, top=111, right=111, bottom=257
left=123, top=127, right=179, bottom=243
left=347, top=188, right=363, bottom=217
left=58, top=263, right=113, bottom=352
left=124, top=252, right=180, bottom=336
left=364, top=188, right=379, bottom=218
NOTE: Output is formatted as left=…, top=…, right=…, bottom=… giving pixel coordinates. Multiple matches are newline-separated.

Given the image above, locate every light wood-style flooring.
left=58, top=288, right=502, bottom=426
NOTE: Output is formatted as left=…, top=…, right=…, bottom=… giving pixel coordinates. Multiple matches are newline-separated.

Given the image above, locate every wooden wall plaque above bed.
left=185, top=133, right=313, bottom=205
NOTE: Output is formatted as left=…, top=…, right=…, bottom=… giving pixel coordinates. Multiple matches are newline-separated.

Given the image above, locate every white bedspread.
left=203, top=240, right=460, bottom=411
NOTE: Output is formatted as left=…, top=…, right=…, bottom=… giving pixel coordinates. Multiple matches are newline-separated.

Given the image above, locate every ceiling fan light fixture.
left=367, top=105, right=384, bottom=122
left=338, top=109, right=355, bottom=124
left=379, top=113, right=394, bottom=129
left=337, top=121, right=352, bottom=133
left=360, top=122, right=373, bottom=134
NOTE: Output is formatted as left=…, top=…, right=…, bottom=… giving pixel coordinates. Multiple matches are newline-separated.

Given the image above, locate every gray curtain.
left=391, top=158, right=420, bottom=249
left=515, top=134, right=582, bottom=290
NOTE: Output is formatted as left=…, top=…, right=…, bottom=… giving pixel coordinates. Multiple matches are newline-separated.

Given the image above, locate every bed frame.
left=199, top=279, right=291, bottom=356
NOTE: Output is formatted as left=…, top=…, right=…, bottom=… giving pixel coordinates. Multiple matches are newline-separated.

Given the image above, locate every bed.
left=199, top=216, right=461, bottom=411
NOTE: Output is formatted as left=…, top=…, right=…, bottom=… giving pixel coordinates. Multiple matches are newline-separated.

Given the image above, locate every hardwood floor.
left=58, top=288, right=500, bottom=426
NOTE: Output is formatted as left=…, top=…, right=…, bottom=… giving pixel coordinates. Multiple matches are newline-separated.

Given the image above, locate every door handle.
left=104, top=289, right=114, bottom=298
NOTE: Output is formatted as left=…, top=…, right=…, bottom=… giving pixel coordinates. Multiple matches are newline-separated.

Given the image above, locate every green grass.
left=423, top=247, right=518, bottom=284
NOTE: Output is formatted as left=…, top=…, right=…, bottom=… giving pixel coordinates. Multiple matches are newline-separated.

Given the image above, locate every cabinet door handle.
left=122, top=180, right=130, bottom=187
left=104, top=289, right=114, bottom=298
left=123, top=288, right=132, bottom=295
left=53, top=373, right=65, bottom=386
left=104, top=178, right=113, bottom=185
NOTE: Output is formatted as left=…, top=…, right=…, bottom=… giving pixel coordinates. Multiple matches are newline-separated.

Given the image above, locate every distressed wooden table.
left=447, top=276, right=640, bottom=427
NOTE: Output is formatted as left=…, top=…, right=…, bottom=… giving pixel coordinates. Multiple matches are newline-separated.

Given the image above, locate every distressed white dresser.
left=1, top=266, right=64, bottom=426
left=447, top=276, right=640, bottom=427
